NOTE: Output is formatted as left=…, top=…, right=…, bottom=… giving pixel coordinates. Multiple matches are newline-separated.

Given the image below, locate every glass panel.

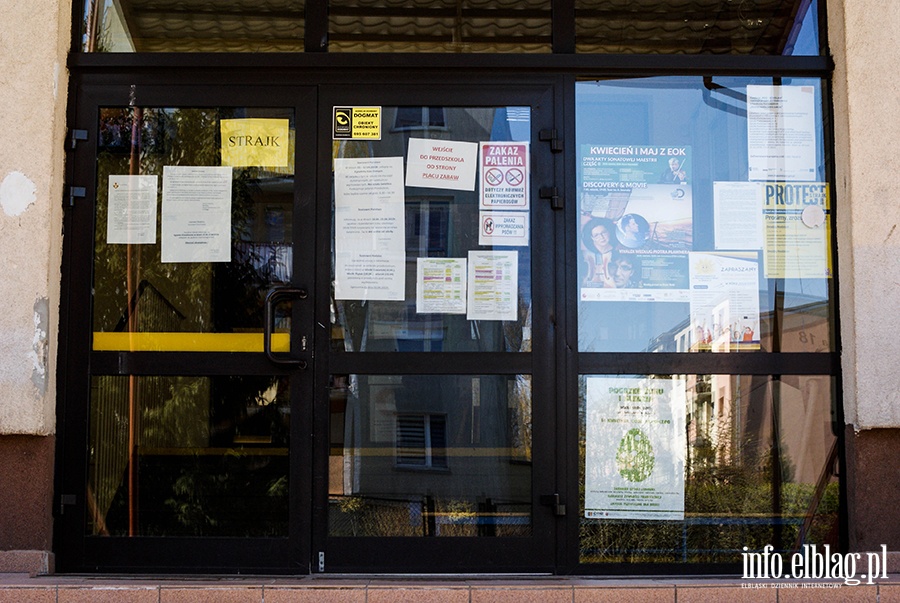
left=575, top=0, right=822, bottom=56
left=578, top=374, right=838, bottom=564
left=328, top=374, right=532, bottom=537
left=82, top=0, right=306, bottom=52
left=87, top=375, right=290, bottom=537
left=576, top=77, right=833, bottom=353
left=80, top=0, right=821, bottom=55
left=92, top=107, right=295, bottom=352
left=328, top=0, right=551, bottom=53
left=331, top=106, right=532, bottom=353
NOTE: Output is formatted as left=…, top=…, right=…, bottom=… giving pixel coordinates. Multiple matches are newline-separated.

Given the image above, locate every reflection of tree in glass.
left=92, top=375, right=290, bottom=537
left=577, top=377, right=839, bottom=564
left=94, top=107, right=291, bottom=335
left=94, top=108, right=218, bottom=334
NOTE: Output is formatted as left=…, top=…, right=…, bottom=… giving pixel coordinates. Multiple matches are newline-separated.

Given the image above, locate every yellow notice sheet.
left=220, top=118, right=290, bottom=167
left=763, top=182, right=831, bottom=279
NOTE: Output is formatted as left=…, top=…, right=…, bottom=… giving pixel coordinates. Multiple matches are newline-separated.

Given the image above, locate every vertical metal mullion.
left=305, top=0, right=329, bottom=52
left=560, top=73, right=580, bottom=572
left=552, top=0, right=576, bottom=54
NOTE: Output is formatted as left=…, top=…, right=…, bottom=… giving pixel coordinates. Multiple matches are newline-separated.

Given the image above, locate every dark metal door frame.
left=310, top=81, right=565, bottom=573
left=55, top=82, right=318, bottom=573
left=55, top=74, right=567, bottom=574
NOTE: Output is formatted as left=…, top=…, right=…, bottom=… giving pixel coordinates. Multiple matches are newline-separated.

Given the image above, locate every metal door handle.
left=264, top=286, right=308, bottom=366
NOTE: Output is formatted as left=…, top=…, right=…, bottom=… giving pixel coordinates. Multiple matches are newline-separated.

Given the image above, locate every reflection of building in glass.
left=643, top=299, right=837, bottom=546
left=649, top=296, right=831, bottom=354
left=328, top=374, right=533, bottom=538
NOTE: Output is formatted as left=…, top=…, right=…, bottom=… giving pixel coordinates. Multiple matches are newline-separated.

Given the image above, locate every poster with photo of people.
left=578, top=144, right=693, bottom=302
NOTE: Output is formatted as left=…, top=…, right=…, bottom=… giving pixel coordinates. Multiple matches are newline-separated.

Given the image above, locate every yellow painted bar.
left=329, top=448, right=527, bottom=458
left=92, top=332, right=291, bottom=352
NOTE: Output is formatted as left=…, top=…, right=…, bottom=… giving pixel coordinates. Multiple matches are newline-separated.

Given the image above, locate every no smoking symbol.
left=485, top=168, right=504, bottom=187
left=505, top=168, right=524, bottom=186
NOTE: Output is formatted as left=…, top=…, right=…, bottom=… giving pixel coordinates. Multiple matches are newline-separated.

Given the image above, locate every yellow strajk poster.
left=220, top=118, right=290, bottom=168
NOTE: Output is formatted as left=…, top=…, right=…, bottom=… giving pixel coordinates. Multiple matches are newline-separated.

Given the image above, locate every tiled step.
left=0, top=577, right=896, bottom=603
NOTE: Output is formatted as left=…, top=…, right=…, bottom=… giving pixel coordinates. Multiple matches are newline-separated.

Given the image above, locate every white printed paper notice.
left=584, top=376, right=686, bottom=521
left=161, top=166, right=232, bottom=263
left=466, top=250, right=518, bottom=321
left=747, top=85, right=817, bottom=182
left=689, top=252, right=761, bottom=351
left=416, top=258, right=467, bottom=314
left=406, top=138, right=478, bottom=191
left=478, top=211, right=529, bottom=246
left=334, top=157, right=406, bottom=300
left=713, top=181, right=764, bottom=250
left=107, top=175, right=158, bottom=244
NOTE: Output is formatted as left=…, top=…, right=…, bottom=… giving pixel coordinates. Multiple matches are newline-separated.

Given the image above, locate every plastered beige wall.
left=0, top=0, right=71, bottom=435
left=829, top=0, right=900, bottom=429
left=0, top=0, right=890, bottom=436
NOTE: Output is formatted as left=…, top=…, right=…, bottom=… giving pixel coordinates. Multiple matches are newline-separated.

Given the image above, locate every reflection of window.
left=396, top=414, right=448, bottom=469
left=393, top=107, right=447, bottom=131
left=406, top=199, right=450, bottom=256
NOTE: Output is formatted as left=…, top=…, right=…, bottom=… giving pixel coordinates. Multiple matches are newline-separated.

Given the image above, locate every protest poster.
left=762, top=182, right=831, bottom=279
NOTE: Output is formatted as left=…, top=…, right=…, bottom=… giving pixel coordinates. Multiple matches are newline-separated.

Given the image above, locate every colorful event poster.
left=466, top=250, right=518, bottom=321
left=405, top=138, right=478, bottom=191
left=161, top=166, right=232, bottom=263
left=578, top=144, right=693, bottom=303
left=578, top=144, right=693, bottom=249
left=107, top=175, right=158, bottom=244
left=580, top=251, right=690, bottom=303
left=416, top=257, right=467, bottom=314
left=333, top=156, right=406, bottom=300
left=762, top=182, right=831, bottom=279
left=479, top=141, right=530, bottom=210
left=689, top=252, right=761, bottom=351
left=747, top=85, right=817, bottom=182
left=584, top=376, right=686, bottom=521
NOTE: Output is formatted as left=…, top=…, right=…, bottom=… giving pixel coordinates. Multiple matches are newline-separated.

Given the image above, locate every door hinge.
left=59, top=494, right=76, bottom=515
left=540, top=493, right=566, bottom=516
left=539, top=129, right=563, bottom=153
left=318, top=551, right=325, bottom=572
left=539, top=186, right=564, bottom=210
left=68, top=129, right=88, bottom=150
left=67, top=186, right=86, bottom=207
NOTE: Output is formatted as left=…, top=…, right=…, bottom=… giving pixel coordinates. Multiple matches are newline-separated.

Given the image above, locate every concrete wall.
left=829, top=0, right=900, bottom=430
left=0, top=0, right=70, bottom=436
left=0, top=0, right=70, bottom=571
left=827, top=0, right=900, bottom=553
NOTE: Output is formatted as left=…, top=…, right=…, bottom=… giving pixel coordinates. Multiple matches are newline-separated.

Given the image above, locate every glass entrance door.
left=313, top=85, right=561, bottom=572
left=57, top=84, right=318, bottom=572
left=56, top=80, right=562, bottom=573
